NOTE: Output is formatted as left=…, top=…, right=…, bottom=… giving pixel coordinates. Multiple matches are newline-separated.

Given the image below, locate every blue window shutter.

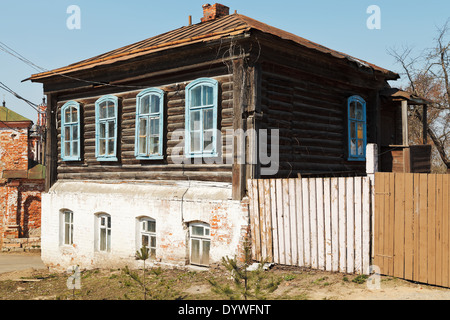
left=135, top=88, right=164, bottom=160
left=61, top=101, right=81, bottom=161
left=95, top=95, right=119, bottom=161
left=347, top=95, right=367, bottom=161
left=185, top=78, right=219, bottom=158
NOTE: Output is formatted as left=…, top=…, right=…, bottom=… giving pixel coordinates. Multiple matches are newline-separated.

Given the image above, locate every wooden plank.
left=346, top=177, right=355, bottom=274
left=258, top=179, right=267, bottom=262
left=282, top=179, right=292, bottom=265
left=323, top=178, right=332, bottom=272
left=413, top=173, right=421, bottom=283
left=316, top=178, right=325, bottom=271
left=354, top=177, right=362, bottom=274
left=436, top=174, right=443, bottom=286
left=393, top=173, right=405, bottom=279
left=419, top=174, right=428, bottom=284
left=270, top=179, right=279, bottom=264
left=362, top=176, right=371, bottom=275
left=404, top=173, right=414, bottom=281
left=276, top=179, right=286, bottom=265
left=443, top=175, right=449, bottom=288
left=310, top=178, right=318, bottom=269
left=374, top=173, right=384, bottom=273
left=330, top=178, right=339, bottom=272
left=247, top=179, right=257, bottom=260
left=338, top=177, right=347, bottom=273
left=296, top=178, right=304, bottom=267
left=302, top=178, right=311, bottom=267
left=428, top=174, right=436, bottom=285
left=289, top=179, right=298, bottom=266
left=387, top=173, right=395, bottom=276
left=264, top=179, right=273, bottom=262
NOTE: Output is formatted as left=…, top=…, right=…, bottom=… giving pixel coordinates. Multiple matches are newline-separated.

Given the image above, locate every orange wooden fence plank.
left=419, top=174, right=428, bottom=284
left=394, top=173, right=405, bottom=279
left=413, top=173, right=420, bottom=282
left=428, top=175, right=436, bottom=285
left=404, top=173, right=414, bottom=281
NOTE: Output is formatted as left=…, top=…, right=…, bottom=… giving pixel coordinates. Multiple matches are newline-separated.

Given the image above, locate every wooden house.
left=27, top=3, right=430, bottom=270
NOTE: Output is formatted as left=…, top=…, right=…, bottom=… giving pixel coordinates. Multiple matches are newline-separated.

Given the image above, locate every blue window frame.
left=135, top=88, right=164, bottom=160
left=95, top=95, right=118, bottom=161
left=347, top=95, right=367, bottom=161
left=185, top=78, right=218, bottom=158
left=61, top=101, right=81, bottom=161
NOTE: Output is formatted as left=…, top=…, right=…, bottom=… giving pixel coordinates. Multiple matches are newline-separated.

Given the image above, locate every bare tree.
left=388, top=20, right=450, bottom=172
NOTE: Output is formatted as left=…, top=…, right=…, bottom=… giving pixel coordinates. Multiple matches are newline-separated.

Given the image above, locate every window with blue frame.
left=185, top=78, right=218, bottom=157
left=347, top=95, right=367, bottom=161
left=61, top=101, right=81, bottom=161
left=95, top=95, right=118, bottom=161
left=135, top=88, right=164, bottom=160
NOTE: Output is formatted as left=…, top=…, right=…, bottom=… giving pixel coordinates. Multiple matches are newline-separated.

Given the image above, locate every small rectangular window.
left=95, top=96, right=118, bottom=161
left=139, top=218, right=156, bottom=258
left=63, top=210, right=74, bottom=245
left=61, top=102, right=81, bottom=161
left=98, top=214, right=111, bottom=252
left=190, top=223, right=211, bottom=266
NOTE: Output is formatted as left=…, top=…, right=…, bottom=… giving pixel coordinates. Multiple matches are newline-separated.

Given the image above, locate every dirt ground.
left=1, top=255, right=450, bottom=300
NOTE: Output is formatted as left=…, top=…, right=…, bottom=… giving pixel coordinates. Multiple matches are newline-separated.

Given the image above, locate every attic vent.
left=201, top=3, right=230, bottom=23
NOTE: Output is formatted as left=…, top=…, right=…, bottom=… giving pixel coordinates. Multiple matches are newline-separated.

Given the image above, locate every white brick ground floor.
left=41, top=180, right=250, bottom=271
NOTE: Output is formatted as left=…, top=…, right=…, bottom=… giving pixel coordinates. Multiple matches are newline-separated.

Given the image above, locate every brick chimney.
left=201, top=3, right=230, bottom=23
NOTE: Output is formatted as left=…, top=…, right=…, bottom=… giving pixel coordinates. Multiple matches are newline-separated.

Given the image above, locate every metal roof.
left=29, top=13, right=399, bottom=82
left=0, top=106, right=31, bottom=122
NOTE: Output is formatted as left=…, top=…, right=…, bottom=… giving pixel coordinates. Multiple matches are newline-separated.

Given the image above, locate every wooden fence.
left=374, top=172, right=450, bottom=287
left=248, top=176, right=373, bottom=275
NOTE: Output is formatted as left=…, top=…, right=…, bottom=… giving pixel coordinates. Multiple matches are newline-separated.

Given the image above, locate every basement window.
left=95, top=95, right=118, bottom=161
left=189, top=222, right=211, bottom=267
left=347, top=95, right=367, bottom=161
left=61, top=101, right=81, bottom=161
left=185, top=78, right=218, bottom=158
left=135, top=88, right=164, bottom=160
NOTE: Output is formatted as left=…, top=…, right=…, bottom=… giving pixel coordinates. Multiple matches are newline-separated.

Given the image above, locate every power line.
left=0, top=81, right=44, bottom=114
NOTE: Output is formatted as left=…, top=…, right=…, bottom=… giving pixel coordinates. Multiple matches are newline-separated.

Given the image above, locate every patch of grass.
left=283, top=274, right=296, bottom=281
left=352, top=274, right=369, bottom=284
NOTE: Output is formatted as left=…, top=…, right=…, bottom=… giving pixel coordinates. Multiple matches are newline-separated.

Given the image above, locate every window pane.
left=71, top=107, right=78, bottom=122
left=357, top=123, right=364, bottom=139
left=349, top=102, right=356, bottom=119
left=65, top=109, right=71, bottom=123
left=202, top=240, right=210, bottom=265
left=191, top=86, right=202, bottom=107
left=99, top=123, right=106, bottom=139
left=64, top=142, right=71, bottom=157
left=148, top=221, right=156, bottom=233
left=350, top=121, right=356, bottom=139
left=107, top=216, right=111, bottom=228
left=107, top=139, right=115, bottom=156
left=191, top=239, right=201, bottom=265
left=100, top=229, right=106, bottom=251
left=204, top=86, right=214, bottom=105
left=108, top=102, right=115, bottom=118
left=150, top=118, right=159, bottom=135
left=358, top=140, right=364, bottom=156
left=192, top=226, right=204, bottom=236
left=150, top=137, right=159, bottom=155
left=142, top=235, right=149, bottom=248
left=150, top=95, right=160, bottom=114
left=99, top=102, right=107, bottom=119
left=108, top=122, right=115, bottom=138
left=139, top=137, right=147, bottom=154
left=64, top=212, right=71, bottom=223
left=190, top=111, right=201, bottom=131
left=65, top=127, right=71, bottom=142
left=72, top=125, right=78, bottom=140
left=356, top=104, right=364, bottom=121
left=203, top=130, right=214, bottom=152
left=141, top=96, right=150, bottom=114
left=99, top=139, right=106, bottom=155
left=139, top=118, right=148, bottom=136
left=72, top=141, right=79, bottom=156
left=351, top=139, right=357, bottom=156
left=107, top=229, right=111, bottom=251
left=65, top=224, right=71, bottom=245
left=191, top=132, right=201, bottom=152
left=203, top=109, right=213, bottom=130
left=150, top=236, right=156, bottom=248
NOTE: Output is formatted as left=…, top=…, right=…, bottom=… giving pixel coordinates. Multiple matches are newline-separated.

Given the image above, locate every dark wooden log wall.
left=55, top=72, right=235, bottom=183
left=258, top=60, right=379, bottom=178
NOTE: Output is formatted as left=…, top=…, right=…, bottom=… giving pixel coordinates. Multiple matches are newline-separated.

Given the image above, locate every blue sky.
left=0, top=0, right=449, bottom=122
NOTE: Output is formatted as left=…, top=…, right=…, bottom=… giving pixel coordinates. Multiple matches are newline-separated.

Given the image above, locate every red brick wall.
left=0, top=127, right=29, bottom=172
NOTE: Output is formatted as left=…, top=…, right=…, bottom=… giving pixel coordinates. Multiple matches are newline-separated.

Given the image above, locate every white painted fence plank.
left=354, top=177, right=363, bottom=274
left=296, top=178, right=304, bottom=267
left=346, top=178, right=355, bottom=274
left=276, top=179, right=285, bottom=265
left=338, top=178, right=347, bottom=273
left=302, top=178, right=311, bottom=267
left=331, top=178, right=339, bottom=272
left=309, top=178, right=318, bottom=269
left=316, top=178, right=325, bottom=270
left=362, top=176, right=371, bottom=275
left=270, top=179, right=279, bottom=264
left=282, top=179, right=292, bottom=265
left=263, top=179, right=273, bottom=262
left=324, top=178, right=332, bottom=271
left=258, top=180, right=267, bottom=261
left=289, top=179, right=298, bottom=266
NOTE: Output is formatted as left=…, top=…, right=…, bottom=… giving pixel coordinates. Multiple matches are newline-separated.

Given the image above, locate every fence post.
left=366, top=143, right=378, bottom=265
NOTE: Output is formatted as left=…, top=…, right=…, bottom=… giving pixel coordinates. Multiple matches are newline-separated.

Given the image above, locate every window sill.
left=347, top=157, right=366, bottom=162
left=96, top=157, right=118, bottom=162
left=136, top=155, right=164, bottom=160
